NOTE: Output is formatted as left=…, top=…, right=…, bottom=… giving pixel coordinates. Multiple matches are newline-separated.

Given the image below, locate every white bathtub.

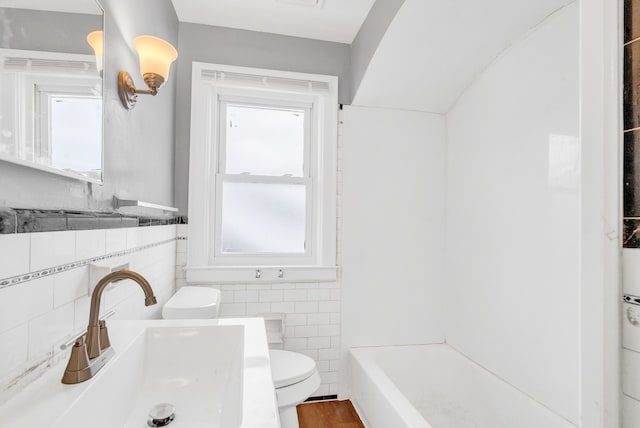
left=349, top=344, right=575, bottom=428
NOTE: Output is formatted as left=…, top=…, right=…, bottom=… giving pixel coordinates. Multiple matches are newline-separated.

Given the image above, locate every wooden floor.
left=297, top=400, right=365, bottom=428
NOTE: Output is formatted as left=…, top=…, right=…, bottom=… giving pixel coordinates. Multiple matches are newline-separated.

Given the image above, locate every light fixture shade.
left=87, top=31, right=103, bottom=55
left=133, top=35, right=178, bottom=84
left=86, top=31, right=103, bottom=73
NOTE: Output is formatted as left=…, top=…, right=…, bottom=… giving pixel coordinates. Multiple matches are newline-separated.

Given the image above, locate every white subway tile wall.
left=0, top=234, right=30, bottom=279
left=175, top=223, right=342, bottom=397
left=30, top=231, right=77, bottom=271
left=0, top=225, right=177, bottom=400
left=174, top=126, right=344, bottom=397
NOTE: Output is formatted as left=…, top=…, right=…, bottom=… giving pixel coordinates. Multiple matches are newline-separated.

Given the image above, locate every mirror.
left=0, top=1, right=104, bottom=183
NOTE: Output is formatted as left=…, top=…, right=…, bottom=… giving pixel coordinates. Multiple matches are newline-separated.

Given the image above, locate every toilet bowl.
left=270, top=349, right=321, bottom=428
left=163, top=286, right=320, bottom=428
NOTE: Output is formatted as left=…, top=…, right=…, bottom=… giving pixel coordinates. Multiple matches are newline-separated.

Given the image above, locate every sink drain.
left=147, top=403, right=176, bottom=427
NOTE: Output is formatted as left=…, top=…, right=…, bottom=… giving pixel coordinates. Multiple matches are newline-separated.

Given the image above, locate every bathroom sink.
left=59, top=324, right=244, bottom=428
left=0, top=318, right=279, bottom=428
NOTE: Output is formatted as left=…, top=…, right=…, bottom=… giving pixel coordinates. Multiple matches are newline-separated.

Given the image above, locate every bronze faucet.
left=61, top=270, right=157, bottom=384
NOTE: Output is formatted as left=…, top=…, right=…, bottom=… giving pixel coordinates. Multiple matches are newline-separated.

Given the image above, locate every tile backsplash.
left=174, top=224, right=342, bottom=397
left=0, top=224, right=177, bottom=402
left=223, top=281, right=341, bottom=397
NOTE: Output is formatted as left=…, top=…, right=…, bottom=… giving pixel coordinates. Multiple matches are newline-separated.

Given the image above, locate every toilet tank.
left=162, top=286, right=222, bottom=319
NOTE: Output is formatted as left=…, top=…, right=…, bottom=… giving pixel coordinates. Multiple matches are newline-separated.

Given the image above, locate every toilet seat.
left=270, top=350, right=320, bottom=411
left=269, top=350, right=317, bottom=388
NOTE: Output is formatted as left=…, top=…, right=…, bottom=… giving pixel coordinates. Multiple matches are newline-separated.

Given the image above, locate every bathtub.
left=349, top=344, right=575, bottom=428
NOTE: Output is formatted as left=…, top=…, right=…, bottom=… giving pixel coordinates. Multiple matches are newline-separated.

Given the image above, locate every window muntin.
left=215, top=98, right=314, bottom=259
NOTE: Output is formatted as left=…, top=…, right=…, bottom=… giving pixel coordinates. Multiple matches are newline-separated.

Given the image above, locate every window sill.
left=184, top=265, right=338, bottom=284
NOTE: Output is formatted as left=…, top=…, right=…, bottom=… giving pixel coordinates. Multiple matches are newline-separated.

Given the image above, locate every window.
left=39, top=87, right=102, bottom=180
left=187, top=63, right=338, bottom=283
left=217, top=99, right=310, bottom=257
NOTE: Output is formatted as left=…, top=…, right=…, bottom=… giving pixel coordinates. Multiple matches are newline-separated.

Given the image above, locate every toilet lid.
left=269, top=350, right=317, bottom=388
left=164, top=286, right=220, bottom=309
left=162, top=286, right=221, bottom=319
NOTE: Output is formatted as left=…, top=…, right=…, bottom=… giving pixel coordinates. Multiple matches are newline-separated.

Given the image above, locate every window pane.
left=221, top=181, right=306, bottom=254
left=225, top=104, right=304, bottom=177
left=50, top=96, right=102, bottom=179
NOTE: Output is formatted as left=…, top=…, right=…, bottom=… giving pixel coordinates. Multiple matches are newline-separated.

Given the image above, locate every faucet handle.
left=99, top=320, right=111, bottom=350
left=61, top=336, right=91, bottom=384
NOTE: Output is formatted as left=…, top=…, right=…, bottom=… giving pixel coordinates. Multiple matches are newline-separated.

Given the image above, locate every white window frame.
left=186, top=62, right=338, bottom=283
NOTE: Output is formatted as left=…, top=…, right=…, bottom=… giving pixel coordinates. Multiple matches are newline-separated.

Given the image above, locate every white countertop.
left=0, top=318, right=280, bottom=428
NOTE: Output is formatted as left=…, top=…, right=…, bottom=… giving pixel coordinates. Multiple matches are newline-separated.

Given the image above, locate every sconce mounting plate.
left=118, top=71, right=138, bottom=110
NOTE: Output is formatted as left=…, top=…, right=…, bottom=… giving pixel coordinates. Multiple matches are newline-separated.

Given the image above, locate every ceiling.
left=171, top=0, right=376, bottom=44
left=4, top=0, right=375, bottom=44
left=353, top=0, right=575, bottom=113
left=5, top=0, right=577, bottom=113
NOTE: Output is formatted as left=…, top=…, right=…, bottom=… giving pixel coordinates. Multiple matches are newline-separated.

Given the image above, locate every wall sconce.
left=118, top=35, right=178, bottom=110
left=86, top=31, right=103, bottom=74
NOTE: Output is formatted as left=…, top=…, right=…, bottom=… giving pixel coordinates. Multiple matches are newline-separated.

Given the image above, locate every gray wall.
left=173, top=23, right=351, bottom=214
left=0, top=8, right=101, bottom=54
left=350, top=0, right=404, bottom=101
left=0, top=1, right=400, bottom=214
left=0, top=0, right=178, bottom=211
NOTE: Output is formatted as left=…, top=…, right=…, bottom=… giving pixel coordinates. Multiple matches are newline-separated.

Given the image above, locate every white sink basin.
left=0, top=318, right=279, bottom=428
left=60, top=325, right=244, bottom=428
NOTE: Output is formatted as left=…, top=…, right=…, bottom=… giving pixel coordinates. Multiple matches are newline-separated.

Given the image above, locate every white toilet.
left=162, top=286, right=321, bottom=428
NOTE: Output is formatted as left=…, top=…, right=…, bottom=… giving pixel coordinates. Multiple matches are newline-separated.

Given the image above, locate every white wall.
left=445, top=3, right=579, bottom=424
left=341, top=106, right=447, bottom=349
left=352, top=0, right=573, bottom=113
left=0, top=225, right=177, bottom=402
left=623, top=250, right=640, bottom=426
